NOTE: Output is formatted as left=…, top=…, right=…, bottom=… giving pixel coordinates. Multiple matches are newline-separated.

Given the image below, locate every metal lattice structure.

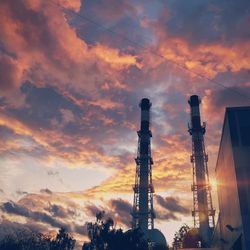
left=188, top=95, right=215, bottom=246
left=132, top=98, right=155, bottom=232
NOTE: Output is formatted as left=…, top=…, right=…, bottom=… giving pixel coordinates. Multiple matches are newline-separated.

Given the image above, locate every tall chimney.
left=132, top=98, right=155, bottom=232
left=188, top=95, right=215, bottom=247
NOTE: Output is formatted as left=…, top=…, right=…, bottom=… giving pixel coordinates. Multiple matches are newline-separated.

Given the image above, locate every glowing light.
left=210, top=178, right=218, bottom=190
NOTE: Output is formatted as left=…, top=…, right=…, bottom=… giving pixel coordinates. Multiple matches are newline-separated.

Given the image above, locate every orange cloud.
left=157, top=37, right=250, bottom=79
left=84, top=133, right=193, bottom=198
left=0, top=112, right=122, bottom=169
left=88, top=99, right=123, bottom=110
left=91, top=44, right=141, bottom=70
left=0, top=0, right=139, bottom=108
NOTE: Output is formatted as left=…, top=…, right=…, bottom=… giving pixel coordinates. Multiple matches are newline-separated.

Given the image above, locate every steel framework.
left=188, top=95, right=215, bottom=246
left=132, top=98, right=155, bottom=232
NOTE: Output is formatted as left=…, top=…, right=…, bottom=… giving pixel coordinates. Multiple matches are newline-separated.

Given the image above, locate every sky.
left=0, top=0, right=250, bottom=248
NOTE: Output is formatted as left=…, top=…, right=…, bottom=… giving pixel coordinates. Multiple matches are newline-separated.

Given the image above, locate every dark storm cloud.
left=161, top=0, right=250, bottom=44
left=155, top=195, right=189, bottom=215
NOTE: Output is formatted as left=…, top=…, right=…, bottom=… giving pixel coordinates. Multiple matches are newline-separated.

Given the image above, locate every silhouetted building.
left=213, top=106, right=250, bottom=250
left=188, top=95, right=215, bottom=247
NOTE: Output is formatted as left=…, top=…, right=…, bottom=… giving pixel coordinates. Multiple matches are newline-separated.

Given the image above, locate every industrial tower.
left=188, top=95, right=215, bottom=246
left=132, top=98, right=155, bottom=232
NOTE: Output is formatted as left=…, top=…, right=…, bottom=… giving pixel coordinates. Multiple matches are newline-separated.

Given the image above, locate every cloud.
left=203, top=85, right=250, bottom=118
left=60, top=109, right=75, bottom=124
left=162, top=0, right=250, bottom=45
left=16, top=190, right=28, bottom=196
left=0, top=0, right=249, bottom=244
left=108, top=199, right=132, bottom=227
left=91, top=44, right=141, bottom=70
left=139, top=1, right=250, bottom=84
left=84, top=0, right=137, bottom=23
left=83, top=199, right=132, bottom=228
left=0, top=220, right=48, bottom=241
left=155, top=210, right=178, bottom=221
left=46, top=203, right=76, bottom=219
left=0, top=189, right=190, bottom=246
left=47, top=170, right=59, bottom=176
left=1, top=201, right=66, bottom=229
left=40, top=188, right=53, bottom=195
left=84, top=197, right=183, bottom=226
left=0, top=0, right=139, bottom=109
left=0, top=200, right=86, bottom=236
left=84, top=203, right=106, bottom=218
left=0, top=54, right=23, bottom=91
left=155, top=195, right=189, bottom=215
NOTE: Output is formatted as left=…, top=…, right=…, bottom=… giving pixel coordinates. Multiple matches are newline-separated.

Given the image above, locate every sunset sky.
left=0, top=0, right=250, bottom=248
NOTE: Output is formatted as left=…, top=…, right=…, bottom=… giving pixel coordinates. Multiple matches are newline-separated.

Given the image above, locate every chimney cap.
left=188, top=95, right=201, bottom=107
left=140, top=98, right=151, bottom=110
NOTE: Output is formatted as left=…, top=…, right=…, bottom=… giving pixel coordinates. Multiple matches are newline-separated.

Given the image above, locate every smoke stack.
left=132, top=98, right=154, bottom=232
left=188, top=95, right=215, bottom=247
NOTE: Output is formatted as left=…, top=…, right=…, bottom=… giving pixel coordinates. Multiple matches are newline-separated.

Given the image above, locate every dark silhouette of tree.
left=182, top=227, right=201, bottom=248
left=0, top=227, right=75, bottom=250
left=82, top=211, right=148, bottom=250
left=50, top=228, right=76, bottom=250
left=172, top=224, right=201, bottom=249
left=0, top=231, right=50, bottom=250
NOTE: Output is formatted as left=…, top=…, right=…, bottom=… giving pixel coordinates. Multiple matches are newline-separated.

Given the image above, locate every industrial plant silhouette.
left=1, top=96, right=250, bottom=250
left=132, top=96, right=250, bottom=250
left=129, top=96, right=214, bottom=249
left=82, top=96, right=250, bottom=250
